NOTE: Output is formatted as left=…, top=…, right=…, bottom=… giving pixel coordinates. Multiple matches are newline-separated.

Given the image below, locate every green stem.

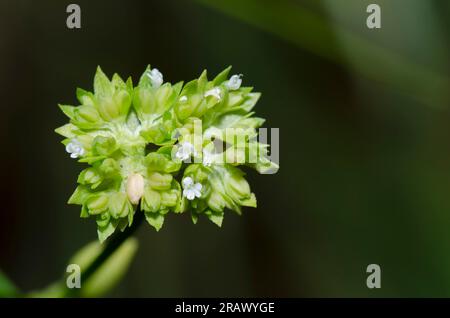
left=65, top=208, right=145, bottom=297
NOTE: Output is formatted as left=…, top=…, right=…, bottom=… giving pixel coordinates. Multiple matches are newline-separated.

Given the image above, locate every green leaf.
left=213, top=66, right=232, bottom=86
left=54, top=123, right=77, bottom=138
left=75, top=105, right=101, bottom=123
left=197, top=70, right=208, bottom=91
left=94, top=66, right=112, bottom=97
left=68, top=185, right=92, bottom=205
left=137, top=65, right=152, bottom=87
left=97, top=222, right=116, bottom=243
left=76, top=88, right=96, bottom=106
left=145, top=212, right=164, bottom=231
left=205, top=210, right=224, bottom=227
left=191, top=212, right=199, bottom=224
left=241, top=192, right=257, bottom=208
left=58, top=104, right=76, bottom=119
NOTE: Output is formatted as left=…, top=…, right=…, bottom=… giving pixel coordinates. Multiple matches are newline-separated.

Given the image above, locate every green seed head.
left=56, top=65, right=278, bottom=242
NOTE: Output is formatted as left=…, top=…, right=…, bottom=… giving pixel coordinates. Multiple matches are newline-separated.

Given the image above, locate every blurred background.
left=1, top=0, right=450, bottom=297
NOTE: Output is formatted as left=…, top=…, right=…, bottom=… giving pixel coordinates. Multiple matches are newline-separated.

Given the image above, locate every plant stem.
left=66, top=208, right=145, bottom=297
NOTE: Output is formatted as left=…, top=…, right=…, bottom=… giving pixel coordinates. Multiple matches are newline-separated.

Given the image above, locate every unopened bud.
left=126, top=173, right=145, bottom=204
left=77, top=105, right=101, bottom=122
left=87, top=195, right=109, bottom=215
left=148, top=172, right=172, bottom=190
left=161, top=190, right=178, bottom=207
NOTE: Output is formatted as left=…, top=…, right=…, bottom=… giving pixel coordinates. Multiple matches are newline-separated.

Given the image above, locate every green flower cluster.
left=56, top=66, right=277, bottom=242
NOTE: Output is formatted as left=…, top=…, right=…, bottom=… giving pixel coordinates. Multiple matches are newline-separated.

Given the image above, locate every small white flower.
left=146, top=68, right=163, bottom=88
left=182, top=177, right=202, bottom=200
left=179, top=96, right=188, bottom=102
left=175, top=142, right=196, bottom=161
left=202, top=149, right=214, bottom=166
left=225, top=74, right=243, bottom=90
left=65, top=139, right=85, bottom=159
left=204, top=87, right=221, bottom=101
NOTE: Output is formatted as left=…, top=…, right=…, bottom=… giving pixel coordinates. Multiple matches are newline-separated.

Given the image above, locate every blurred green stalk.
left=196, top=0, right=450, bottom=107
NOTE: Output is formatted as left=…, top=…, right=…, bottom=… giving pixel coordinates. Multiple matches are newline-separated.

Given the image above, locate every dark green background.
left=1, top=0, right=450, bottom=297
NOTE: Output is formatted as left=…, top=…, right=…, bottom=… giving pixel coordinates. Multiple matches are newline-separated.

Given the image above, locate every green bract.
left=56, top=66, right=278, bottom=242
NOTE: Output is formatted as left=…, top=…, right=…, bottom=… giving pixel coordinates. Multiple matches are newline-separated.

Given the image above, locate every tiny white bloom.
left=182, top=177, right=202, bottom=200
left=175, top=141, right=196, bottom=161
left=179, top=96, right=188, bottom=102
left=204, top=87, right=221, bottom=100
left=225, top=74, right=243, bottom=90
left=65, top=139, right=85, bottom=159
left=146, top=68, right=163, bottom=88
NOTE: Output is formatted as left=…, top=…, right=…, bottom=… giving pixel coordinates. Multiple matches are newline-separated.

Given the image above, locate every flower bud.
left=175, top=96, right=198, bottom=120
left=225, top=173, right=251, bottom=201
left=137, top=89, right=156, bottom=114
left=78, top=168, right=102, bottom=187
left=92, top=136, right=117, bottom=156
left=207, top=191, right=226, bottom=212
left=140, top=126, right=165, bottom=144
left=147, top=68, right=163, bottom=88
left=114, top=90, right=131, bottom=116
left=225, top=74, right=242, bottom=90
left=109, top=192, right=129, bottom=218
left=155, top=84, right=172, bottom=111
left=228, top=91, right=245, bottom=107
left=87, top=195, right=109, bottom=215
left=126, top=173, right=145, bottom=204
left=148, top=172, right=172, bottom=190
left=142, top=187, right=161, bottom=212
left=97, top=96, right=120, bottom=120
left=161, top=190, right=178, bottom=207
left=99, top=158, right=120, bottom=175
left=76, top=105, right=101, bottom=122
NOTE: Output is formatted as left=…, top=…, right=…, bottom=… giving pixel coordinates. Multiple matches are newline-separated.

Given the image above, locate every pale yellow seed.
left=126, top=173, right=145, bottom=204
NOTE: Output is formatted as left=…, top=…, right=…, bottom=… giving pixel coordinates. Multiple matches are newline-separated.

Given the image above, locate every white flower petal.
left=204, top=87, right=221, bottom=100
left=175, top=148, right=185, bottom=160
left=147, top=68, right=163, bottom=88
left=186, top=190, right=196, bottom=201
left=66, top=139, right=84, bottom=159
left=194, top=183, right=202, bottom=192
left=182, top=177, right=194, bottom=188
left=176, top=142, right=195, bottom=161
left=226, top=74, right=243, bottom=90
